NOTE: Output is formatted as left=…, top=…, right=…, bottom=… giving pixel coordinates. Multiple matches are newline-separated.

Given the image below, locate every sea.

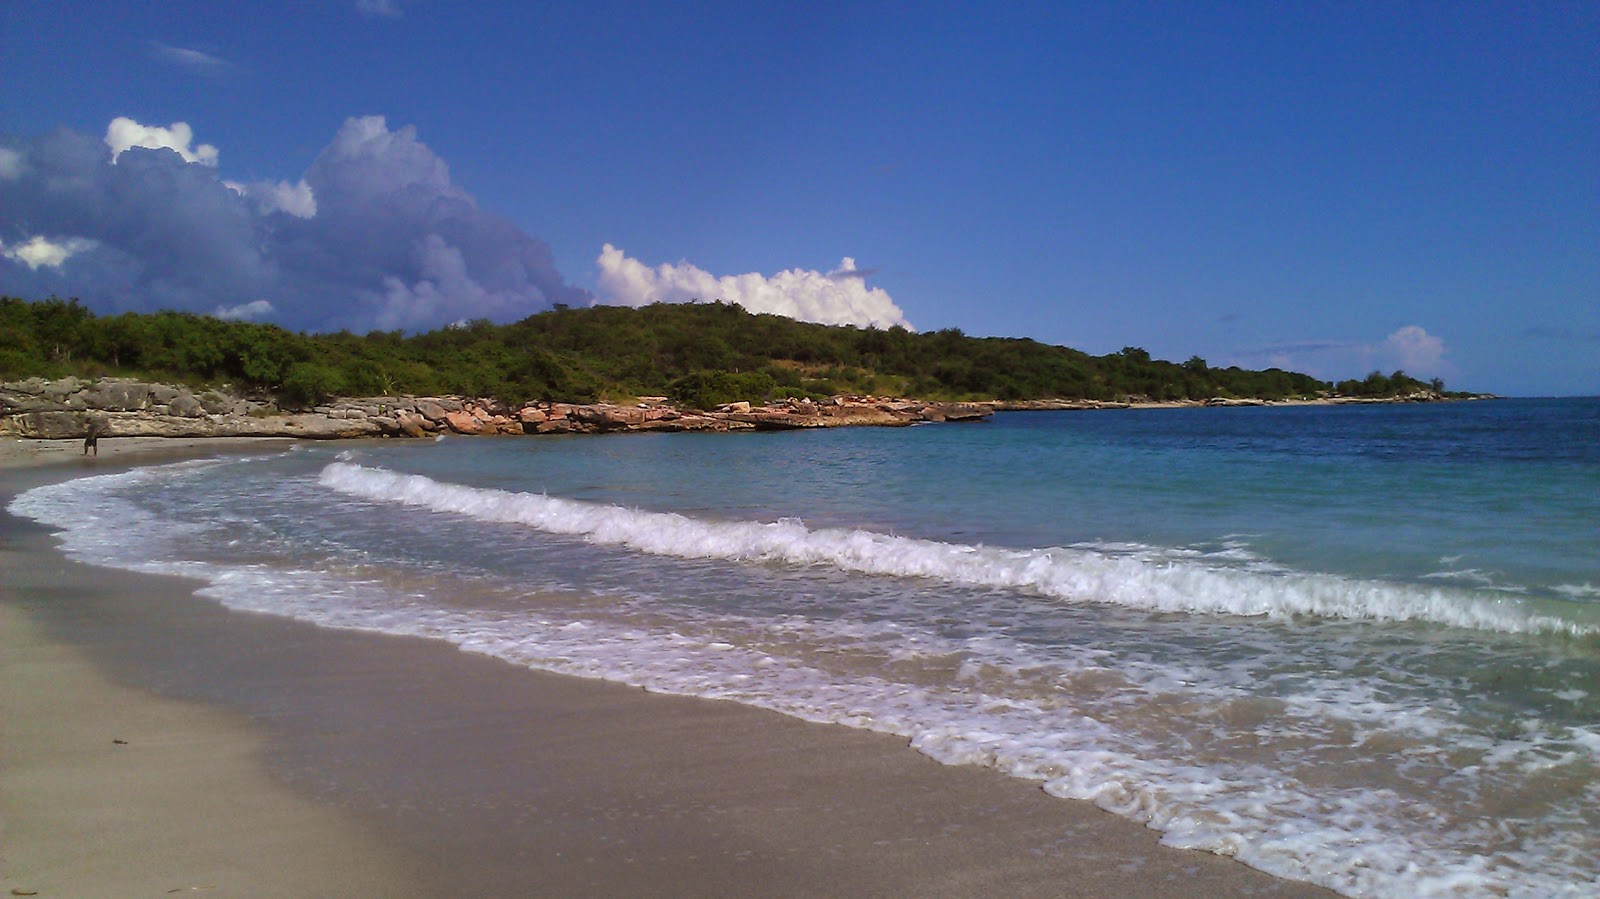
left=11, top=397, right=1599, bottom=897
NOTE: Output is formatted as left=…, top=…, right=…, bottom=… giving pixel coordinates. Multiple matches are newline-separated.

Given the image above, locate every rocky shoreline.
left=0, top=377, right=1487, bottom=442
left=0, top=377, right=993, bottom=440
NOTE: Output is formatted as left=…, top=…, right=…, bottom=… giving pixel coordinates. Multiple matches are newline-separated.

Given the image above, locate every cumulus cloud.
left=0, top=235, right=98, bottom=270
left=212, top=299, right=275, bottom=321
left=1380, top=325, right=1446, bottom=371
left=596, top=244, right=912, bottom=329
left=225, top=178, right=317, bottom=218
left=1230, top=325, right=1451, bottom=380
left=0, top=115, right=588, bottom=331
left=104, top=117, right=218, bottom=165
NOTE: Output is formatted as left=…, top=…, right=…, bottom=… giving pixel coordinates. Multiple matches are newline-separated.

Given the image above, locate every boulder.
left=414, top=399, right=451, bottom=422
left=443, top=410, right=486, bottom=434
left=567, top=405, right=610, bottom=425
left=167, top=393, right=205, bottom=417
left=148, top=384, right=181, bottom=404
left=41, top=377, right=84, bottom=402
left=397, top=412, right=429, bottom=438
left=935, top=402, right=992, bottom=422
left=83, top=381, right=151, bottom=412
left=0, top=387, right=63, bottom=414
left=198, top=390, right=236, bottom=414
left=596, top=406, right=645, bottom=429
left=6, top=411, right=88, bottom=439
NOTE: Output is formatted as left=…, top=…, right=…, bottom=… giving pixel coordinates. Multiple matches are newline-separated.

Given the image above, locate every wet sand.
left=1, top=437, right=1336, bottom=897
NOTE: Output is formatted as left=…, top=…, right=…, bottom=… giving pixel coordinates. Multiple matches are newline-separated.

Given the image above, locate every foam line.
left=319, top=462, right=1593, bottom=637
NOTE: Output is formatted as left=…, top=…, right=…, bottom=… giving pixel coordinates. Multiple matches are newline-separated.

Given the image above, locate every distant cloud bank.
left=596, top=244, right=912, bottom=330
left=1232, top=325, right=1453, bottom=382
left=0, top=115, right=588, bottom=332
left=2, top=114, right=914, bottom=335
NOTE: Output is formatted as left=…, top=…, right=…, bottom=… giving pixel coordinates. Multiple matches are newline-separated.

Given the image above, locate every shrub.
left=280, top=362, right=347, bottom=406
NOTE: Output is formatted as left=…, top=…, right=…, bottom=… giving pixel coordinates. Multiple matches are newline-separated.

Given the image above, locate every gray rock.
left=933, top=402, right=992, bottom=422
left=0, top=389, right=62, bottom=414
left=198, top=391, right=235, bottom=415
left=41, top=376, right=84, bottom=401
left=167, top=394, right=205, bottom=417
left=414, top=400, right=450, bottom=422
left=6, top=411, right=88, bottom=439
left=3, top=378, right=49, bottom=395
left=84, top=381, right=152, bottom=411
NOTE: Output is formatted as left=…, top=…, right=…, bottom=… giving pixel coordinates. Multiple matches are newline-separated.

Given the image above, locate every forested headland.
left=1, top=296, right=1459, bottom=409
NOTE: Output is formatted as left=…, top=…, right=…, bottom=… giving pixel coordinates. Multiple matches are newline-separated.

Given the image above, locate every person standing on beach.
left=83, top=417, right=103, bottom=456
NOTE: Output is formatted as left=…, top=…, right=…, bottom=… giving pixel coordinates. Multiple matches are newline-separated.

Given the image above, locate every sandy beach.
left=1, top=436, right=1336, bottom=897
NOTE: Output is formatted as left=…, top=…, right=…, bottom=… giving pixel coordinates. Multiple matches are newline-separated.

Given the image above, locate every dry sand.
left=1, top=436, right=1337, bottom=897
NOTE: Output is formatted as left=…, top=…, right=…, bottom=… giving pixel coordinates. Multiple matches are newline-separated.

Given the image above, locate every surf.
left=318, top=461, right=1594, bottom=638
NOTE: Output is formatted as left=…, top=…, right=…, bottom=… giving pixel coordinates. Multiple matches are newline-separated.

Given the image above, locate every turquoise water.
left=13, top=398, right=1600, bottom=897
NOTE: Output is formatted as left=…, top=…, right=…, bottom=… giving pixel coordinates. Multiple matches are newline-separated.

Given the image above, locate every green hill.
left=0, top=296, right=1447, bottom=408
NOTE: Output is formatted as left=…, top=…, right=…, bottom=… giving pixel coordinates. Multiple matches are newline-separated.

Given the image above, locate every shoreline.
left=1, top=437, right=1337, bottom=897
left=3, top=374, right=1494, bottom=443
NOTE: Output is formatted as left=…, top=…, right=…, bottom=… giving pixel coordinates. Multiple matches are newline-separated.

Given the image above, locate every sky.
left=1, top=1, right=1595, bottom=396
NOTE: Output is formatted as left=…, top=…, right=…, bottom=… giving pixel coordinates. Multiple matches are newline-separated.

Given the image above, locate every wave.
left=319, top=462, right=1595, bottom=637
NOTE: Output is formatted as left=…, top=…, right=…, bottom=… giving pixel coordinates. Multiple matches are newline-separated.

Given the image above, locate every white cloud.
left=1229, top=326, right=1451, bottom=381
left=224, top=178, right=318, bottom=218
left=0, top=147, right=24, bottom=180
left=212, top=299, right=275, bottom=321
left=104, top=117, right=219, bottom=166
left=0, top=235, right=97, bottom=270
left=1380, top=325, right=1446, bottom=372
left=596, top=244, right=912, bottom=329
left=149, top=42, right=229, bottom=76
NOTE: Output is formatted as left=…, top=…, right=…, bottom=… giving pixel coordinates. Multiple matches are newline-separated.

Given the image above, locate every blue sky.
left=2, top=1, right=1595, bottom=395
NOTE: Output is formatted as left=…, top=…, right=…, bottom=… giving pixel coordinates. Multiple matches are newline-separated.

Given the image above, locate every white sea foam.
left=1555, top=582, right=1600, bottom=601
left=317, top=462, right=1595, bottom=637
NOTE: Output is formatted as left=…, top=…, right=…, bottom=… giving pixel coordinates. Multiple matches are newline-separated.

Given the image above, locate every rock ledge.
left=0, top=378, right=994, bottom=440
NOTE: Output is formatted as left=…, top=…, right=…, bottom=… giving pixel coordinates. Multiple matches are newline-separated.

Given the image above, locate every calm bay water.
left=13, top=398, right=1599, bottom=897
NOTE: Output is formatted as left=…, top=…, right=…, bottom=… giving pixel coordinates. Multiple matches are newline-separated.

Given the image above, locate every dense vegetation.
left=1, top=296, right=1449, bottom=408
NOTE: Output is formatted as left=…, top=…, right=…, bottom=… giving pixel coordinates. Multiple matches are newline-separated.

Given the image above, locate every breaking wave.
left=320, top=462, right=1594, bottom=637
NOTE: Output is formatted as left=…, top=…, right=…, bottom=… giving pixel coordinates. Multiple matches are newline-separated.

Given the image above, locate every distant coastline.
left=1, top=374, right=1495, bottom=442
left=3, top=298, right=1478, bottom=422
